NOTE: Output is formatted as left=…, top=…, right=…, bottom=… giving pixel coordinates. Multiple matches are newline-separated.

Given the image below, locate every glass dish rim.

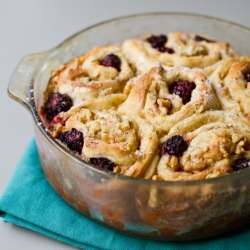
left=29, top=11, right=250, bottom=187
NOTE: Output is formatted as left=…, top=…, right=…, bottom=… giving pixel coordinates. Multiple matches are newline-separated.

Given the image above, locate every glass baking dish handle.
left=8, top=52, right=48, bottom=112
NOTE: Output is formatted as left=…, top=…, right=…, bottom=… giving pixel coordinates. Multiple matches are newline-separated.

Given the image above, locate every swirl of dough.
left=122, top=32, right=235, bottom=74
left=119, top=66, right=220, bottom=134
left=45, top=45, right=134, bottom=104
left=50, top=97, right=159, bottom=179
left=205, top=57, right=250, bottom=116
left=156, top=111, right=250, bottom=181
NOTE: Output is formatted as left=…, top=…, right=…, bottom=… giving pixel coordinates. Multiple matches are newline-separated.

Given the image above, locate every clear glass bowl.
left=8, top=13, right=250, bottom=240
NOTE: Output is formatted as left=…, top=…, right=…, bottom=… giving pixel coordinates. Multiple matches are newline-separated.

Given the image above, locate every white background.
left=0, top=0, right=249, bottom=249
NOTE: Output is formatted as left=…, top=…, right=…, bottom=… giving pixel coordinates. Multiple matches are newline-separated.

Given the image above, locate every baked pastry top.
left=42, top=32, right=250, bottom=181
left=123, top=32, right=236, bottom=73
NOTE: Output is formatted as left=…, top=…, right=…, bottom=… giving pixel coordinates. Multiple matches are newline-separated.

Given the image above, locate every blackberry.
left=44, top=92, right=73, bottom=122
left=169, top=80, right=196, bottom=104
left=100, top=54, right=121, bottom=71
left=147, top=34, right=174, bottom=54
left=161, top=135, right=188, bottom=157
left=59, top=128, right=84, bottom=154
left=90, top=157, right=116, bottom=171
left=194, top=35, right=215, bottom=43
left=232, top=158, right=250, bottom=171
left=244, top=72, right=250, bottom=82
left=147, top=34, right=167, bottom=48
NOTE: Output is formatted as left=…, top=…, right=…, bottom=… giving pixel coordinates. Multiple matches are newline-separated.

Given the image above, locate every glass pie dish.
left=8, top=13, right=250, bottom=240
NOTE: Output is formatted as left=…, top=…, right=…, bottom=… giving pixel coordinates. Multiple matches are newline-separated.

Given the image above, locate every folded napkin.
left=0, top=138, right=249, bottom=250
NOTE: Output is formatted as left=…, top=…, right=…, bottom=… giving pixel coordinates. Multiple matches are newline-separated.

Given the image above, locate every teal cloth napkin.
left=0, top=138, right=250, bottom=250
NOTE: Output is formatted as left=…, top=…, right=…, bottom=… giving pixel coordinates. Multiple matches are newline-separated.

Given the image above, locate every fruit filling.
left=100, top=54, right=121, bottom=71
left=244, top=72, right=250, bottom=82
left=90, top=157, right=116, bottom=171
left=161, top=135, right=188, bottom=157
left=59, top=128, right=84, bottom=154
left=146, top=34, right=174, bottom=54
left=232, top=158, right=250, bottom=171
left=44, top=92, right=73, bottom=122
left=169, top=80, right=196, bottom=104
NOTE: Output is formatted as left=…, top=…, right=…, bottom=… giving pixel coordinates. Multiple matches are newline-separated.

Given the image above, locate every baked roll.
left=45, top=45, right=134, bottom=105
left=119, top=66, right=220, bottom=134
left=122, top=32, right=235, bottom=73
left=155, top=110, right=250, bottom=181
left=49, top=97, right=159, bottom=179
left=135, top=110, right=250, bottom=234
left=206, top=57, right=250, bottom=115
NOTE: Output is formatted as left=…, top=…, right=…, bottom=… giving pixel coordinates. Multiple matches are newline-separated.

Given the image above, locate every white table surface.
left=0, top=0, right=249, bottom=249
